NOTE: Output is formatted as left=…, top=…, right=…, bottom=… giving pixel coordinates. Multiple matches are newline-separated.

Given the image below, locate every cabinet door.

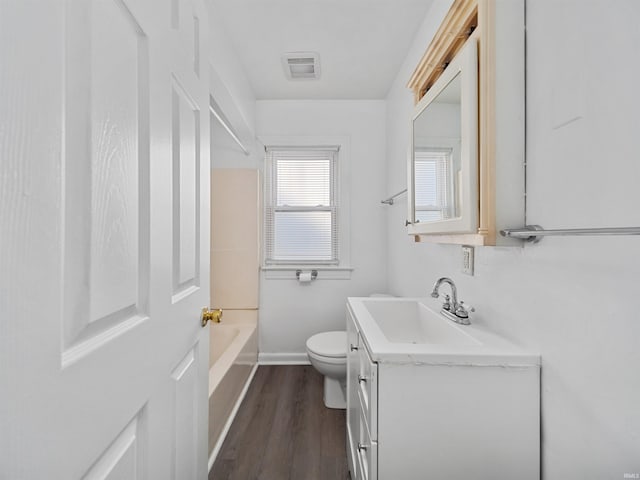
left=346, top=307, right=361, bottom=478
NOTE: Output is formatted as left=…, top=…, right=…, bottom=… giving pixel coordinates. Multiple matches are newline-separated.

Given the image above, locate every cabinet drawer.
left=357, top=343, right=378, bottom=438
left=357, top=405, right=378, bottom=480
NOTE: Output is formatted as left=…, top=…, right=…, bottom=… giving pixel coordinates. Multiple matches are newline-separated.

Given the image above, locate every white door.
left=0, top=1, right=211, bottom=478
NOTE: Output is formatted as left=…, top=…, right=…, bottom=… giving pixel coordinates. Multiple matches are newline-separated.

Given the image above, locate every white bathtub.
left=208, top=318, right=258, bottom=462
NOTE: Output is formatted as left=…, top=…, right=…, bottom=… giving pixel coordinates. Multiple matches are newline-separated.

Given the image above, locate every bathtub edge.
left=207, top=362, right=259, bottom=473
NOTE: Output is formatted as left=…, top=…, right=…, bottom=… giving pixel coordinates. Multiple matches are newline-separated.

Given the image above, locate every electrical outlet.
left=461, top=245, right=474, bottom=276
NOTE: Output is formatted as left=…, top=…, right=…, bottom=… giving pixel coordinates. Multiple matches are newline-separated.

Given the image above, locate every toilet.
left=306, top=294, right=391, bottom=409
left=306, top=330, right=347, bottom=409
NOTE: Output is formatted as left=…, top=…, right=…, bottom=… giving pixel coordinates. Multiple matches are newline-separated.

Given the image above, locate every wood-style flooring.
left=209, top=365, right=349, bottom=480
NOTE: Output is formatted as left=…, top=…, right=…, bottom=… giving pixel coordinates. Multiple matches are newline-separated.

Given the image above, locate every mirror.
left=408, top=40, right=478, bottom=235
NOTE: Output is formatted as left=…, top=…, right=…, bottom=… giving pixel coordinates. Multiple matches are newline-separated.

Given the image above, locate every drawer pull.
left=357, top=442, right=369, bottom=453
left=350, top=343, right=359, bottom=352
left=358, top=374, right=368, bottom=384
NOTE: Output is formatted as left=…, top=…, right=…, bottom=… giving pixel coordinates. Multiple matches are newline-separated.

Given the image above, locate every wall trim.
left=258, top=352, right=311, bottom=365
left=262, top=266, right=353, bottom=280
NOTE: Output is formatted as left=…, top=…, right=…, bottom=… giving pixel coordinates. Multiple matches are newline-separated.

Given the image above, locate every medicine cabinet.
left=408, top=40, right=477, bottom=235
left=406, top=0, right=525, bottom=245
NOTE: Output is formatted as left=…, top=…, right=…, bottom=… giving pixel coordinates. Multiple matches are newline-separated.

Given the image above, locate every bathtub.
left=207, top=317, right=258, bottom=465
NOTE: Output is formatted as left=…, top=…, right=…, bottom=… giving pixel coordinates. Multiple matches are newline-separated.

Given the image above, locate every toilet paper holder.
left=296, top=269, right=318, bottom=281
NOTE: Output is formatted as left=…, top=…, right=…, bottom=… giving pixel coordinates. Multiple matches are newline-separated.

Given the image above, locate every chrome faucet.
left=430, top=277, right=458, bottom=311
left=430, top=277, right=474, bottom=325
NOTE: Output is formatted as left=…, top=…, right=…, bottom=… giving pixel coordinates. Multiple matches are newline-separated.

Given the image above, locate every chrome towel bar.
left=500, top=225, right=640, bottom=243
left=381, top=188, right=407, bottom=205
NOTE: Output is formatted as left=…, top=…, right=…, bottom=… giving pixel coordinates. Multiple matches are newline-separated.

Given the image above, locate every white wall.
left=256, top=100, right=388, bottom=360
left=206, top=3, right=262, bottom=169
left=386, top=0, right=640, bottom=477
left=206, top=3, right=255, bottom=137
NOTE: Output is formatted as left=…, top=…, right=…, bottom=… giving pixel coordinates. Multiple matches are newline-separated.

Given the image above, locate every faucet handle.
left=455, top=301, right=475, bottom=318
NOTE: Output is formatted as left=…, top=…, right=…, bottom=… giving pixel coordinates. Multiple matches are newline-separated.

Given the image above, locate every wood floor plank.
left=215, top=367, right=280, bottom=480
left=210, top=365, right=349, bottom=480
left=256, top=367, right=299, bottom=480
left=290, top=367, right=324, bottom=480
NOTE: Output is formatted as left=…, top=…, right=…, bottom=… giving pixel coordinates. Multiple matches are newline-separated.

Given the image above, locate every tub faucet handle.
left=201, top=307, right=223, bottom=327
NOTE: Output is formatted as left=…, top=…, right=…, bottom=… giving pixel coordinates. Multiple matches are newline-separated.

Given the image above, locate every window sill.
left=262, top=266, right=353, bottom=280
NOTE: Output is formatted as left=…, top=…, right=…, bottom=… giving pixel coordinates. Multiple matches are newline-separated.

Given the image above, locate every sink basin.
left=347, top=296, right=539, bottom=365
left=362, top=299, right=481, bottom=346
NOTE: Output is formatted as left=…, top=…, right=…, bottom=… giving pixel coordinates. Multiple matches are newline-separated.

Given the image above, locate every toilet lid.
left=306, top=331, right=347, bottom=358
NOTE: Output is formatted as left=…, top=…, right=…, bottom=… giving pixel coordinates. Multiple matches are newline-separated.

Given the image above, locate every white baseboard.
left=207, top=363, right=259, bottom=472
left=258, top=352, right=311, bottom=365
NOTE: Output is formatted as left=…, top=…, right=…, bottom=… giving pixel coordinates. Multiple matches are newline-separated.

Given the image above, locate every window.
left=414, top=148, right=455, bottom=222
left=265, top=147, right=339, bottom=265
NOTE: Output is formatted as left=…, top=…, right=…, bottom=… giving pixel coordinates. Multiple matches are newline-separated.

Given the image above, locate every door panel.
left=82, top=412, right=146, bottom=480
left=0, top=0, right=210, bottom=478
left=88, top=0, right=145, bottom=324
left=171, top=347, right=199, bottom=479
left=63, top=0, right=151, bottom=365
left=171, top=78, right=200, bottom=297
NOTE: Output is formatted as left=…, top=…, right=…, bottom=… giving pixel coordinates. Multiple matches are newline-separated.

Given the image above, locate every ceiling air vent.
left=282, top=52, right=321, bottom=80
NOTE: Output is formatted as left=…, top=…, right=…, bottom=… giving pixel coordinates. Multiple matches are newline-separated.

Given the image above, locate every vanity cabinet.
left=346, top=302, right=540, bottom=480
left=346, top=310, right=378, bottom=480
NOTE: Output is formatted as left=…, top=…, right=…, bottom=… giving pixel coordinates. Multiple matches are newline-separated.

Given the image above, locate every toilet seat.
left=306, top=331, right=346, bottom=358
left=307, top=349, right=345, bottom=366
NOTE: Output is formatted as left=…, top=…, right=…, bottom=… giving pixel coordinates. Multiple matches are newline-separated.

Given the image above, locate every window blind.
left=414, top=148, right=454, bottom=222
left=265, top=147, right=339, bottom=265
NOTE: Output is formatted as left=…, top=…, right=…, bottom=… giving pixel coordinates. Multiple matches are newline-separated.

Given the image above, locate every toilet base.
left=323, top=376, right=346, bottom=409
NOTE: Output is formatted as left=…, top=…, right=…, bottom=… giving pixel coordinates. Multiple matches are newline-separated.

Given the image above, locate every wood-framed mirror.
left=408, top=39, right=478, bottom=235
left=406, top=0, right=525, bottom=246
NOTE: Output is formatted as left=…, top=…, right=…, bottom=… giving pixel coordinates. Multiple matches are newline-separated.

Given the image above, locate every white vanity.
left=346, top=296, right=540, bottom=480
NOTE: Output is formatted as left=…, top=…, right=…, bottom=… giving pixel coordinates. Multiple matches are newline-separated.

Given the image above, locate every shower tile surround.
left=211, top=169, right=261, bottom=308
left=208, top=169, right=261, bottom=457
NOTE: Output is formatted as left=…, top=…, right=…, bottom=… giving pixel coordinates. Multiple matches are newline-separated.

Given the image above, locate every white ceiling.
left=209, top=0, right=435, bottom=100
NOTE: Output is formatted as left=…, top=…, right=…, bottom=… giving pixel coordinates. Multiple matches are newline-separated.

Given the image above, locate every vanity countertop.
left=347, top=296, right=540, bottom=366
